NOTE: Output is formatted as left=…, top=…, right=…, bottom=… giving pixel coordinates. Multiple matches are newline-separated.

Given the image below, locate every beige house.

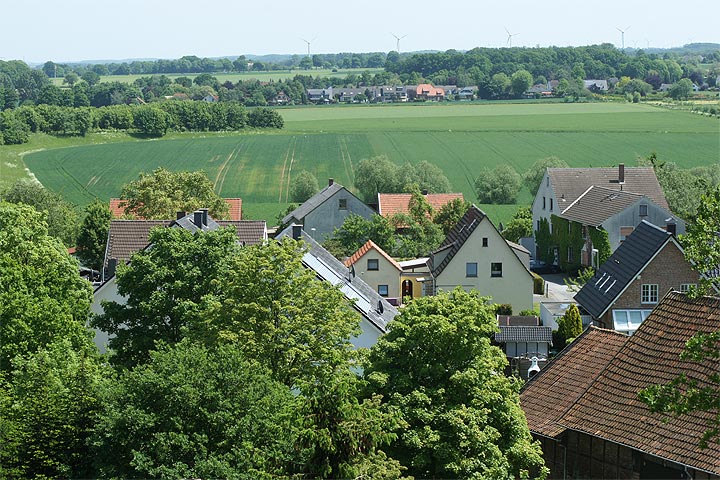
left=429, top=205, right=534, bottom=313
left=344, top=240, right=404, bottom=305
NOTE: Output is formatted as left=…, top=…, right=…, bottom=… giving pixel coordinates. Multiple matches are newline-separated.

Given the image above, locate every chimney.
left=292, top=224, right=302, bottom=240
left=200, top=208, right=209, bottom=226
left=106, top=258, right=118, bottom=280
left=618, top=163, right=625, bottom=184
left=666, top=219, right=677, bottom=236
left=328, top=178, right=334, bottom=187
left=422, top=189, right=428, bottom=195
left=193, top=210, right=204, bottom=229
left=176, top=211, right=186, bottom=220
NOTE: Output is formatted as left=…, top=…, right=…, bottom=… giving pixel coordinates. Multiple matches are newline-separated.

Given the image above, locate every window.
left=641, top=284, right=658, bottom=304
left=378, top=284, right=389, bottom=297
left=546, top=176, right=549, bottom=187
left=639, top=204, right=648, bottom=217
left=543, top=197, right=546, bottom=209
left=680, top=283, right=696, bottom=293
left=482, top=237, right=488, bottom=247
left=338, top=198, right=347, bottom=210
left=491, top=262, right=503, bottom=277
left=466, top=262, right=478, bottom=277
left=550, top=198, right=553, bottom=211
left=367, top=259, right=379, bottom=271
left=613, top=309, right=652, bottom=334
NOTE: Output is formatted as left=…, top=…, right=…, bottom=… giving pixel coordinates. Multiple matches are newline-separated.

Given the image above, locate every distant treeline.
left=0, top=102, right=283, bottom=145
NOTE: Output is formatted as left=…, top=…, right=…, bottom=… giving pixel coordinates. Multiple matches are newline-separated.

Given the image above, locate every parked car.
left=530, top=259, right=560, bottom=274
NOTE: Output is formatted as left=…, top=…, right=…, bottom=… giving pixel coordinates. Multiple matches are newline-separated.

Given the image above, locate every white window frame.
left=680, top=283, right=696, bottom=293
left=641, top=284, right=659, bottom=304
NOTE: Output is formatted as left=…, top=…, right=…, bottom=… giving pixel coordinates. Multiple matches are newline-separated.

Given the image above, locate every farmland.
left=19, top=102, right=720, bottom=224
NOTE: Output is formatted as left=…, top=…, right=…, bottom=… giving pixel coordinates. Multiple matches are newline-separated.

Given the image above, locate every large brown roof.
left=549, top=166, right=668, bottom=211
left=559, top=186, right=646, bottom=226
left=377, top=193, right=464, bottom=218
left=557, top=292, right=720, bottom=474
left=520, top=327, right=628, bottom=438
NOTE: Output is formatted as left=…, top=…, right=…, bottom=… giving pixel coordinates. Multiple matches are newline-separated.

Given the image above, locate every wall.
left=603, top=200, right=686, bottom=252
left=531, top=171, right=558, bottom=256
left=597, top=241, right=700, bottom=329
left=435, top=219, right=533, bottom=312
left=90, top=277, right=124, bottom=353
left=352, top=249, right=401, bottom=302
left=304, top=188, right=374, bottom=241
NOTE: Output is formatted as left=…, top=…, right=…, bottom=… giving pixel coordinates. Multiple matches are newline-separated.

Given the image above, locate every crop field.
left=21, top=102, right=720, bottom=224
left=49, top=68, right=384, bottom=86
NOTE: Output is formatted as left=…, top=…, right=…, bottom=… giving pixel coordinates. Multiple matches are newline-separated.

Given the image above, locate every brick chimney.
left=328, top=178, right=334, bottom=187
left=176, top=211, right=186, bottom=220
left=292, top=224, right=302, bottom=240
left=618, top=163, right=625, bottom=184
left=193, top=210, right=204, bottom=229
left=200, top=208, right=209, bottom=226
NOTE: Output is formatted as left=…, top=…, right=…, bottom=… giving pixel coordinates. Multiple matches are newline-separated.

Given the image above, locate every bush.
left=495, top=304, right=512, bottom=316
left=247, top=107, right=284, bottom=128
left=532, top=272, right=545, bottom=295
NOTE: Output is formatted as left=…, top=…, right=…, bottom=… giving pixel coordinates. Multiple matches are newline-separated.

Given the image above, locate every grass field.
left=49, top=68, right=384, bottom=86
left=17, top=102, right=720, bottom=225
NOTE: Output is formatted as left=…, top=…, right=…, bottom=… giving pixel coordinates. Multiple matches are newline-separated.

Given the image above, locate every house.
left=109, top=198, right=243, bottom=221
left=411, top=84, right=445, bottom=101
left=277, top=225, right=398, bottom=349
left=336, top=87, right=367, bottom=103
left=306, top=87, right=333, bottom=103
left=270, top=91, right=290, bottom=105
left=659, top=83, right=674, bottom=92
left=91, top=210, right=268, bottom=350
left=583, top=79, right=609, bottom=92
left=428, top=205, right=534, bottom=312
left=281, top=179, right=374, bottom=241
left=376, top=192, right=464, bottom=220
left=521, top=292, right=720, bottom=479
left=202, top=94, right=219, bottom=103
left=531, top=164, right=671, bottom=267
left=558, top=185, right=684, bottom=267
left=343, top=240, right=429, bottom=305
left=524, top=83, right=552, bottom=97
left=574, top=220, right=704, bottom=334
left=495, top=326, right=553, bottom=379
left=457, top=86, right=477, bottom=100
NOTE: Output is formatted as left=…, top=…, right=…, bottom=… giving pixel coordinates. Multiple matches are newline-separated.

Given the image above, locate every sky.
left=3, top=0, right=719, bottom=64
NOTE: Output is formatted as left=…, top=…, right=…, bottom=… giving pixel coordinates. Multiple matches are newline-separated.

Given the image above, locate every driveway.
left=533, top=273, right=577, bottom=304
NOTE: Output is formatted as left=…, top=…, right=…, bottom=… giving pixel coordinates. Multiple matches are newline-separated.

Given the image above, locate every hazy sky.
left=3, top=0, right=719, bottom=64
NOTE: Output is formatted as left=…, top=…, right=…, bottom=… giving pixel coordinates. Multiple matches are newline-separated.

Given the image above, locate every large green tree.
left=0, top=202, right=94, bottom=373
left=1, top=180, right=78, bottom=246
left=364, top=288, right=548, bottom=479
left=511, top=69, right=533, bottom=97
left=93, top=226, right=239, bottom=368
left=0, top=340, right=104, bottom=479
left=433, top=197, right=471, bottom=235
left=75, top=198, right=112, bottom=271
left=502, top=206, right=533, bottom=242
left=324, top=213, right=396, bottom=259
left=475, top=164, right=522, bottom=204
left=355, top=155, right=400, bottom=202
left=119, top=167, right=229, bottom=219
left=92, top=340, right=298, bottom=478
left=290, top=169, right=319, bottom=202
left=522, top=156, right=569, bottom=196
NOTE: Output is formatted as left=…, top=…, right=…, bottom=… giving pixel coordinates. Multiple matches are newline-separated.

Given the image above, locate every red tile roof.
left=109, top=198, right=242, bottom=220
left=558, top=292, right=720, bottom=474
left=343, top=239, right=402, bottom=272
left=377, top=193, right=464, bottom=218
left=520, top=327, right=628, bottom=438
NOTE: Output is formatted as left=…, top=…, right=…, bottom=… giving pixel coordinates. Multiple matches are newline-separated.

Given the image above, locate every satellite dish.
left=528, top=356, right=541, bottom=378
left=377, top=300, right=384, bottom=314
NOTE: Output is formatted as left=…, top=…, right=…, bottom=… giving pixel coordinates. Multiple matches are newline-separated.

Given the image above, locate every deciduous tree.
left=475, top=164, right=522, bottom=204
left=523, top=156, right=569, bottom=196
left=119, top=167, right=229, bottom=219
left=364, top=288, right=548, bottom=479
left=75, top=199, right=112, bottom=271
left=290, top=169, right=319, bottom=202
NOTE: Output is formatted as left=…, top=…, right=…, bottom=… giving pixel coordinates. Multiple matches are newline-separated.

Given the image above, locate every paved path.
left=533, top=273, right=577, bottom=304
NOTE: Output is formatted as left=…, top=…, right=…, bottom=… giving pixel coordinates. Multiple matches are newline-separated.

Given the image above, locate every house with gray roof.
left=276, top=225, right=398, bottom=349
left=281, top=179, right=374, bottom=241
left=574, top=220, right=704, bottom=334
left=428, top=205, right=534, bottom=313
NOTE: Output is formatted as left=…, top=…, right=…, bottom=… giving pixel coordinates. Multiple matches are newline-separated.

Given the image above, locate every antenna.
left=505, top=27, right=519, bottom=47
left=301, top=36, right=317, bottom=57
left=616, top=25, right=631, bottom=50
left=391, top=32, right=408, bottom=53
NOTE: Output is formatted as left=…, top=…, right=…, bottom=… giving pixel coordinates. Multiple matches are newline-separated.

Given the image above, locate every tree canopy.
left=290, top=169, right=319, bottom=203
left=119, top=167, right=229, bottom=219
left=75, top=199, right=112, bottom=271
left=0, top=202, right=94, bottom=373
left=364, top=288, right=548, bottom=479
left=475, top=164, right=522, bottom=204
left=522, top=156, right=569, bottom=196
left=354, top=155, right=451, bottom=202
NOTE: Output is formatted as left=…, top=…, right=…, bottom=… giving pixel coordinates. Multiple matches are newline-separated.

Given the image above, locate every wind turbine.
left=505, top=28, right=519, bottom=47
left=391, top=33, right=407, bottom=53
left=301, top=37, right=317, bottom=57
left=616, top=25, right=631, bottom=50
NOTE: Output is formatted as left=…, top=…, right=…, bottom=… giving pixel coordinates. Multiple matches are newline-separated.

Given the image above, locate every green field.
left=49, top=68, right=384, bottom=86
left=18, top=102, right=720, bottom=224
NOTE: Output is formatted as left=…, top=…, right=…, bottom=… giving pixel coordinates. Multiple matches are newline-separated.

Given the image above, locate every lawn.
left=18, top=102, right=720, bottom=225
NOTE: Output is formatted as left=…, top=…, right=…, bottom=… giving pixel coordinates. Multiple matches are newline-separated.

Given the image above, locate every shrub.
left=532, top=272, right=545, bottom=295
left=495, top=304, right=512, bottom=316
